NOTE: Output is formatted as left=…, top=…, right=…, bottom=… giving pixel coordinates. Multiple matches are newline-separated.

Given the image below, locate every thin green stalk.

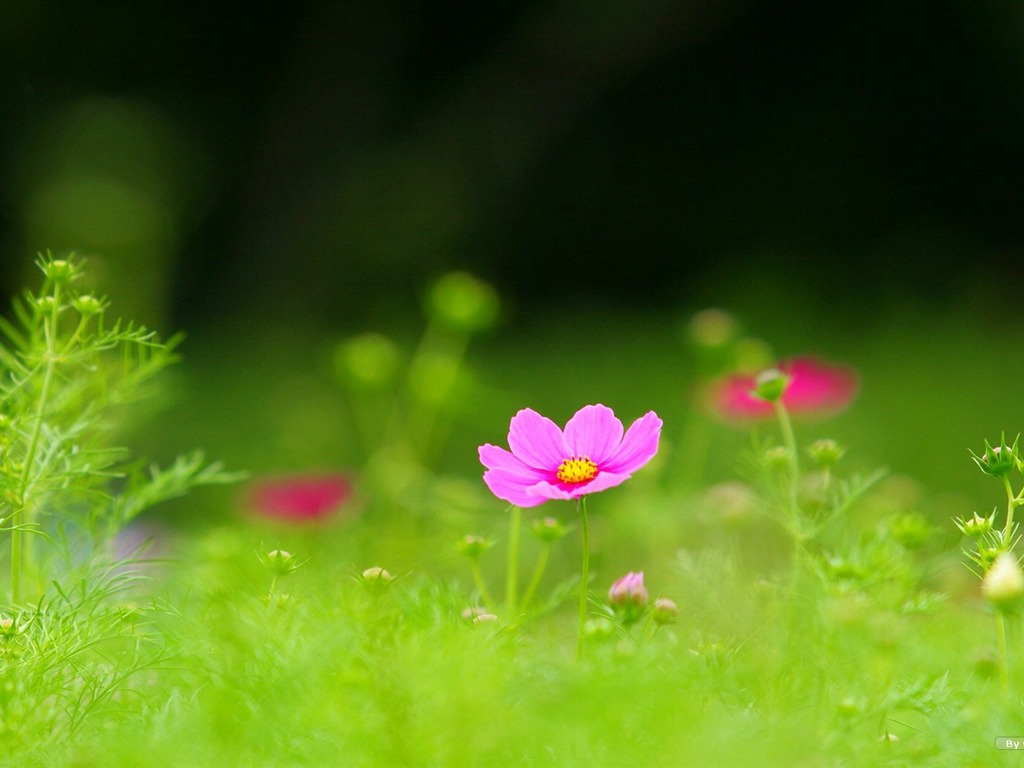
left=576, top=497, right=590, bottom=661
left=773, top=399, right=801, bottom=529
left=520, top=542, right=551, bottom=614
left=469, top=560, right=496, bottom=609
left=996, top=610, right=1009, bottom=694
left=13, top=287, right=61, bottom=603
left=1003, top=476, right=1016, bottom=542
left=506, top=505, right=521, bottom=615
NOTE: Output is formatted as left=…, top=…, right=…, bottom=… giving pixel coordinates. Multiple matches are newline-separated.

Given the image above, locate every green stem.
left=505, top=505, right=521, bottom=615
left=520, top=542, right=551, bottom=614
left=576, top=497, right=590, bottom=661
left=996, top=610, right=1010, bottom=695
left=469, top=560, right=496, bottom=609
left=1003, top=476, right=1016, bottom=543
left=12, top=288, right=61, bottom=604
left=404, top=319, right=469, bottom=464
left=773, top=399, right=801, bottom=529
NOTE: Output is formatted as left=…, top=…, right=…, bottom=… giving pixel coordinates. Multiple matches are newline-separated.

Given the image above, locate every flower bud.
left=652, top=597, right=678, bottom=625
left=0, top=617, right=15, bottom=637
left=751, top=368, right=789, bottom=402
left=685, top=308, right=739, bottom=351
left=426, top=272, right=500, bottom=333
left=530, top=516, right=569, bottom=543
left=457, top=534, right=493, bottom=559
left=361, top=566, right=393, bottom=586
left=808, top=438, right=844, bottom=467
left=609, top=571, right=648, bottom=625
left=42, top=258, right=79, bottom=284
left=982, top=553, right=1024, bottom=610
left=333, top=333, right=401, bottom=391
left=33, top=295, right=60, bottom=314
left=72, top=294, right=105, bottom=316
left=956, top=512, right=994, bottom=539
left=264, top=549, right=299, bottom=577
left=970, top=435, right=1020, bottom=478
left=764, top=446, right=791, bottom=469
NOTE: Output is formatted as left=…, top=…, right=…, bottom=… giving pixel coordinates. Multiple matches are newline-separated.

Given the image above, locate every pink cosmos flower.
left=478, top=404, right=662, bottom=508
left=709, top=356, right=858, bottom=421
left=247, top=472, right=353, bottom=523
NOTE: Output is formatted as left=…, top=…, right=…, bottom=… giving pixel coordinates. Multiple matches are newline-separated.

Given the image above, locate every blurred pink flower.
left=608, top=571, right=648, bottom=607
left=478, top=404, right=662, bottom=508
left=709, top=357, right=858, bottom=421
left=247, top=473, right=353, bottom=523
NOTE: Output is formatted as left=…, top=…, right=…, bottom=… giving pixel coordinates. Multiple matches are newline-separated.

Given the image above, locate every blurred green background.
left=1, top=0, right=1022, bottom=513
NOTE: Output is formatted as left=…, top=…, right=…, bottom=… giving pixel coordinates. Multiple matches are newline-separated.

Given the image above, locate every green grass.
left=4, top=260, right=1024, bottom=766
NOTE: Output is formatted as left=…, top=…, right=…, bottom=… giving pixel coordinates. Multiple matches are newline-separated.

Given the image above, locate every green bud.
left=264, top=549, right=300, bottom=577
left=33, top=295, right=60, bottom=314
left=72, top=294, right=105, bottom=316
left=969, top=434, right=1021, bottom=478
left=583, top=616, right=615, bottom=639
left=685, top=308, right=739, bottom=350
left=764, top=446, right=791, bottom=469
left=42, top=258, right=79, bottom=284
left=808, top=438, right=844, bottom=467
left=457, top=534, right=494, bottom=559
left=530, top=516, right=569, bottom=543
left=956, top=511, right=994, bottom=539
left=361, top=566, right=394, bottom=592
left=334, top=333, right=401, bottom=390
left=652, top=597, right=679, bottom=625
left=426, top=272, right=500, bottom=333
left=752, top=368, right=789, bottom=402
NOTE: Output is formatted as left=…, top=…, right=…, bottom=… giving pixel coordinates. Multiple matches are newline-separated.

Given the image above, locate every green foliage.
left=0, top=266, right=1019, bottom=766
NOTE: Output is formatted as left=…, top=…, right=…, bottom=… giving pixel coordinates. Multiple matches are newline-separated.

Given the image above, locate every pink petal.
left=478, top=444, right=549, bottom=481
left=709, top=356, right=858, bottom=422
left=563, top=404, right=624, bottom=464
left=601, top=411, right=663, bottom=475
left=783, top=358, right=858, bottom=412
left=482, top=469, right=550, bottom=507
left=507, top=408, right=570, bottom=470
left=527, top=471, right=632, bottom=501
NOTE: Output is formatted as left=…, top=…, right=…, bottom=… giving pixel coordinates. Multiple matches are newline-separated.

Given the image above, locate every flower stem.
left=576, top=497, right=590, bottom=661
left=520, top=542, right=551, bottom=614
left=1003, top=476, right=1016, bottom=544
left=506, top=505, right=521, bottom=616
left=996, top=610, right=1010, bottom=694
left=470, top=561, right=496, bottom=609
left=12, top=287, right=61, bottom=604
left=773, top=399, right=801, bottom=530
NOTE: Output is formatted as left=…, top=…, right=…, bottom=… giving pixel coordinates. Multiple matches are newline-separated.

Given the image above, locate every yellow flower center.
left=556, top=456, right=598, bottom=484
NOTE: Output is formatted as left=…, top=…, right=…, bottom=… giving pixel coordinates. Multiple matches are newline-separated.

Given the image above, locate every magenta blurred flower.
left=247, top=473, right=353, bottom=523
left=478, top=404, right=662, bottom=508
left=608, top=571, right=648, bottom=607
left=709, top=356, right=858, bottom=421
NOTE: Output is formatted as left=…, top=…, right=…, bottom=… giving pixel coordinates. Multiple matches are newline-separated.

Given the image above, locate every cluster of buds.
left=607, top=572, right=678, bottom=627
left=970, top=434, right=1023, bottom=478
